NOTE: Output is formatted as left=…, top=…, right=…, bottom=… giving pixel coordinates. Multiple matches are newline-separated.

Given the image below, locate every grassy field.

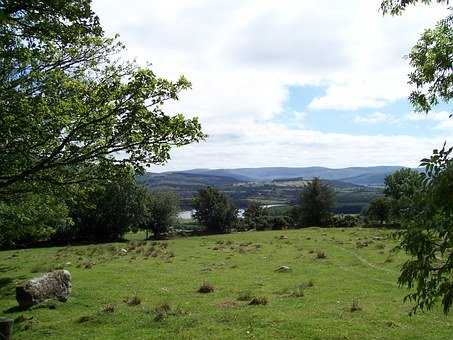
left=1, top=228, right=452, bottom=339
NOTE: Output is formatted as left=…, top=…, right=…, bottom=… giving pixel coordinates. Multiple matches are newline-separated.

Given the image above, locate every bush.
left=197, top=282, right=215, bottom=293
left=248, top=296, right=268, bottom=305
left=328, top=214, right=361, bottom=228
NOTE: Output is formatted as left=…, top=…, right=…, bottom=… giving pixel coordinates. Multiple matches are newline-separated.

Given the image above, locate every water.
left=177, top=204, right=283, bottom=220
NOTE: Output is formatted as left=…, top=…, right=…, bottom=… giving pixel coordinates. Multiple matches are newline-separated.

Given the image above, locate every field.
left=1, top=228, right=452, bottom=339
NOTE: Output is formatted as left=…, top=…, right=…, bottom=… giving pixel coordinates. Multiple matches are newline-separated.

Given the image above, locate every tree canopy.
left=0, top=0, right=205, bottom=196
left=380, top=0, right=450, bottom=15
left=295, top=178, right=335, bottom=227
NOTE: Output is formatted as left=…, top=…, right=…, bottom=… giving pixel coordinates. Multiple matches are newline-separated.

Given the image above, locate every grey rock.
left=16, top=270, right=71, bottom=309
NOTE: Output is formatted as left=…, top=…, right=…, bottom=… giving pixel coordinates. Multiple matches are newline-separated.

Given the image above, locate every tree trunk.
left=0, top=318, right=13, bottom=340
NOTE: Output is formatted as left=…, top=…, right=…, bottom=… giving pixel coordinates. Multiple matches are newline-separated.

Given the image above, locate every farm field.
left=1, top=228, right=452, bottom=339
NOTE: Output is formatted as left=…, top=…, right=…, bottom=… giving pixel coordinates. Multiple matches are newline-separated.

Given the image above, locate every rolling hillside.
left=167, top=166, right=406, bottom=186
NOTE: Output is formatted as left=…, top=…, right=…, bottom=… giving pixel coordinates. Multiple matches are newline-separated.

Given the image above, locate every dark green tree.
left=65, top=167, right=149, bottom=242
left=0, top=192, right=72, bottom=248
left=366, top=197, right=392, bottom=224
left=384, top=168, right=423, bottom=220
left=243, top=201, right=270, bottom=231
left=295, top=178, right=335, bottom=227
left=0, top=0, right=205, bottom=196
left=142, top=191, right=179, bottom=240
left=193, top=187, right=237, bottom=234
left=397, top=144, right=453, bottom=314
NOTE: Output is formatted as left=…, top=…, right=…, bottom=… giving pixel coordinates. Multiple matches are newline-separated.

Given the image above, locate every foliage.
left=381, top=1, right=452, bottom=114
left=62, top=168, right=149, bottom=242
left=294, top=178, right=336, bottom=227
left=141, top=191, right=179, bottom=239
left=397, top=144, right=453, bottom=314
left=408, top=14, right=453, bottom=114
left=366, top=197, right=392, bottom=224
left=243, top=201, right=270, bottom=230
left=380, top=0, right=450, bottom=15
left=0, top=193, right=72, bottom=248
left=381, top=0, right=453, bottom=314
left=0, top=0, right=205, bottom=196
left=193, top=187, right=237, bottom=234
left=384, top=168, right=423, bottom=220
left=328, top=214, right=361, bottom=228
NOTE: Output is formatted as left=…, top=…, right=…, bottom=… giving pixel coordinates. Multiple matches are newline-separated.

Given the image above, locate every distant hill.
left=138, top=172, right=241, bottom=189
left=172, top=166, right=405, bottom=186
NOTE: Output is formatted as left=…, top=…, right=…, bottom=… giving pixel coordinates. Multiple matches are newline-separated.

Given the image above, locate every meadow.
left=1, top=228, right=452, bottom=339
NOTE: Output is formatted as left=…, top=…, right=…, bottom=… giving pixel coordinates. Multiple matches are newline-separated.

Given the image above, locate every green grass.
left=1, top=228, right=452, bottom=339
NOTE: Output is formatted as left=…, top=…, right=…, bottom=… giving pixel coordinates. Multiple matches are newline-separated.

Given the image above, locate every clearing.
left=0, top=228, right=451, bottom=339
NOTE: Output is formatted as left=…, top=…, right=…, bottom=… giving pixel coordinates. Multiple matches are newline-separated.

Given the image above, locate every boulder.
left=16, top=270, right=71, bottom=309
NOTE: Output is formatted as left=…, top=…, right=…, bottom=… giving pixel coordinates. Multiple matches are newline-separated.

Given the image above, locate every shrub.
left=237, top=290, right=253, bottom=301
left=350, top=298, right=362, bottom=312
left=248, top=296, right=268, bottom=305
left=102, top=304, right=115, bottom=313
left=197, top=282, right=215, bottom=293
left=328, top=214, right=361, bottom=228
left=153, top=302, right=172, bottom=321
left=124, top=295, right=141, bottom=306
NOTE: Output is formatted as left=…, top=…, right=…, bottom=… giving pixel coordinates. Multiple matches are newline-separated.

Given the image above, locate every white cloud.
left=91, top=0, right=451, bottom=170
left=353, top=112, right=399, bottom=124
left=407, top=111, right=453, bottom=130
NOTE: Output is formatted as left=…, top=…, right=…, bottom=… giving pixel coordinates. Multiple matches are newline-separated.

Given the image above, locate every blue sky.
left=93, top=0, right=452, bottom=171
left=279, top=86, right=450, bottom=137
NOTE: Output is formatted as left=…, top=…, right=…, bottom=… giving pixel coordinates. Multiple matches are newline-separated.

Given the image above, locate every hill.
left=1, top=228, right=450, bottom=339
left=174, top=166, right=404, bottom=186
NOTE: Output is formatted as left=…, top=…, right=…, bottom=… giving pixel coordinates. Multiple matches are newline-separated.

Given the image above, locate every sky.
left=92, top=0, right=452, bottom=171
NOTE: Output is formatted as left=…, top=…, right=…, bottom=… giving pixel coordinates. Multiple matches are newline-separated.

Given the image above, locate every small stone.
left=275, top=266, right=291, bottom=272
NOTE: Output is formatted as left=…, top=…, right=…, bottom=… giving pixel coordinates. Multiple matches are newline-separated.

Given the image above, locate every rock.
left=0, top=317, right=13, bottom=340
left=16, top=270, right=71, bottom=309
left=275, top=266, right=291, bottom=272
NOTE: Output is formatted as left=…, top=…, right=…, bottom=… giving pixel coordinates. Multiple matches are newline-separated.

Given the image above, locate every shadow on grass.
left=3, top=305, right=25, bottom=314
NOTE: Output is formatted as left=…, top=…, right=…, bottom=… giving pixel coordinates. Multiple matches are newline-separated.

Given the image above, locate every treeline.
left=0, top=166, right=180, bottom=248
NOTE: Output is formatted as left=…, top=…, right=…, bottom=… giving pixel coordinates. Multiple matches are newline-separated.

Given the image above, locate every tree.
left=0, top=192, right=72, bottom=248
left=295, top=178, right=335, bottom=227
left=380, top=0, right=450, bottom=15
left=193, top=187, right=237, bottom=234
left=243, top=201, right=270, bottom=230
left=397, top=144, right=453, bottom=314
left=142, top=191, right=179, bottom=240
left=0, top=0, right=205, bottom=196
left=381, top=1, right=452, bottom=115
left=366, top=197, right=392, bottom=224
left=384, top=168, right=423, bottom=220
left=64, top=167, right=149, bottom=242
left=381, top=0, right=453, bottom=313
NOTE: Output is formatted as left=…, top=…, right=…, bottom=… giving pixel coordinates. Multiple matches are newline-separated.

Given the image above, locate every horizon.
left=148, top=164, right=410, bottom=174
